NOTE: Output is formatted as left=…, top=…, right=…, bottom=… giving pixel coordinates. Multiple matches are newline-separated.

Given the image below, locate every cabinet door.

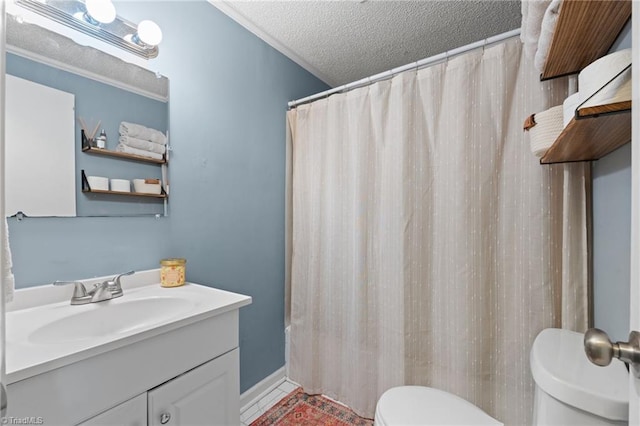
left=79, top=393, right=146, bottom=426
left=148, top=348, right=240, bottom=426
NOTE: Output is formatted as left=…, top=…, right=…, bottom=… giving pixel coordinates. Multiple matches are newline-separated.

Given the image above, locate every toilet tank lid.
left=376, top=386, right=502, bottom=426
left=530, top=328, right=629, bottom=421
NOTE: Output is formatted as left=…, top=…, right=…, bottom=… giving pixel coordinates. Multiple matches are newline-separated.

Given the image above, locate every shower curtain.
left=286, top=39, right=589, bottom=425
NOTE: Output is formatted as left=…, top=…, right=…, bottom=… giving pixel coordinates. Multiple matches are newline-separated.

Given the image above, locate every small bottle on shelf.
left=96, top=129, right=107, bottom=149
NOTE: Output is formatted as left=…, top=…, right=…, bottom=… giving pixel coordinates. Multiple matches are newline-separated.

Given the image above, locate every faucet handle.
left=53, top=281, right=88, bottom=299
left=112, top=271, right=135, bottom=288
left=103, top=271, right=134, bottom=299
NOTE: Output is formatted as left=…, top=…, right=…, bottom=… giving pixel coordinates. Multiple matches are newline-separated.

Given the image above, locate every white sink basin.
left=28, top=296, right=195, bottom=344
left=6, top=275, right=252, bottom=384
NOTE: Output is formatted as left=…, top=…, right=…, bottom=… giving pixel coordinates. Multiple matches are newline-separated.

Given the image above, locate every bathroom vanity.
left=5, top=270, right=251, bottom=425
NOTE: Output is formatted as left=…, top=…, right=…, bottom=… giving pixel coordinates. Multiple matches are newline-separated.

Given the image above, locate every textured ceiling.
left=211, top=1, right=522, bottom=87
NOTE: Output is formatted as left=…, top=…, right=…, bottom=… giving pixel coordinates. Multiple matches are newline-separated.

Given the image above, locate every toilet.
left=374, top=386, right=502, bottom=425
left=530, top=328, right=629, bottom=425
left=375, top=327, right=629, bottom=425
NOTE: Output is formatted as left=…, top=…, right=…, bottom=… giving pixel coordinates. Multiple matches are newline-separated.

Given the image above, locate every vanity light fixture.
left=130, top=20, right=163, bottom=47
left=84, top=0, right=116, bottom=25
left=14, top=0, right=162, bottom=59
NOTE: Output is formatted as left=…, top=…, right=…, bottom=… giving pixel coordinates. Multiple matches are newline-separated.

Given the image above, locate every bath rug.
left=251, top=387, right=373, bottom=426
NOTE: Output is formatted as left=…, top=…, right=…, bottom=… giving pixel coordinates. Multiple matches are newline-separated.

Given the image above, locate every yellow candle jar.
left=160, top=258, right=187, bottom=287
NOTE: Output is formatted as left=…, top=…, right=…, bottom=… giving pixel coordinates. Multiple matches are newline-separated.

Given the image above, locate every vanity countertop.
left=5, top=269, right=251, bottom=384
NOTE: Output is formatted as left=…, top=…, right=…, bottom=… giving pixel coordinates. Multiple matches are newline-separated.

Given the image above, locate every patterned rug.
left=251, top=388, right=374, bottom=426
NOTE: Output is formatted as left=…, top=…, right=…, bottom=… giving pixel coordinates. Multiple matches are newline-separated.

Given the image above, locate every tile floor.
left=240, top=379, right=299, bottom=425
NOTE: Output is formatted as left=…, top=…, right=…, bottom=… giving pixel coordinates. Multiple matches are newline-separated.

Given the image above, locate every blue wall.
left=8, top=1, right=328, bottom=393
left=592, top=20, right=632, bottom=342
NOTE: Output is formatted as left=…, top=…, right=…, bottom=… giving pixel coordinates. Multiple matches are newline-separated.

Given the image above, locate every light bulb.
left=85, top=0, right=116, bottom=24
left=137, top=20, right=162, bottom=46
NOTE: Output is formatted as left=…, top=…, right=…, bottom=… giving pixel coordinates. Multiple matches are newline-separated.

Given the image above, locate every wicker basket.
left=525, top=105, right=564, bottom=158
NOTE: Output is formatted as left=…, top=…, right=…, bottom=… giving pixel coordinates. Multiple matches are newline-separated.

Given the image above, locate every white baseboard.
left=240, top=366, right=286, bottom=413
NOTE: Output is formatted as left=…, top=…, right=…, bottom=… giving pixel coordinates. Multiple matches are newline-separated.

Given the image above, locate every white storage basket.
left=526, top=105, right=564, bottom=158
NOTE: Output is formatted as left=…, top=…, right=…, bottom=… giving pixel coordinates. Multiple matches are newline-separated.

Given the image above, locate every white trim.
left=240, top=366, right=286, bottom=413
left=6, top=45, right=168, bottom=103
left=207, top=0, right=335, bottom=87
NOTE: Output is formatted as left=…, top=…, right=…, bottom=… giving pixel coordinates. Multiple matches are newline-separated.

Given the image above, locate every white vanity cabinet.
left=6, top=277, right=251, bottom=426
left=79, top=349, right=239, bottom=426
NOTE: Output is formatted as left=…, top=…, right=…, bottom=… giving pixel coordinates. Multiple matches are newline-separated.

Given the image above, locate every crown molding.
left=207, top=1, right=336, bottom=87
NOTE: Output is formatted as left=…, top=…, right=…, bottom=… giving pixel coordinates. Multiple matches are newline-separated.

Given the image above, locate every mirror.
left=4, top=16, right=170, bottom=217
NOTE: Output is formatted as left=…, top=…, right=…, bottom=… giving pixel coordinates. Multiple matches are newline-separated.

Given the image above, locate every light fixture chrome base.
left=14, top=0, right=159, bottom=59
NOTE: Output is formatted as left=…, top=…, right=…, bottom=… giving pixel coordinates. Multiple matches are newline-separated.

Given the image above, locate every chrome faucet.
left=53, top=271, right=135, bottom=305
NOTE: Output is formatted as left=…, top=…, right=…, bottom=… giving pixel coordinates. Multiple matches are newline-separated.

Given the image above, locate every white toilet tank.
left=530, top=328, right=629, bottom=425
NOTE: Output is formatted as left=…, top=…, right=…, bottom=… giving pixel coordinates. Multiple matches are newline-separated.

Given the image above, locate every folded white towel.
left=563, top=92, right=581, bottom=127
left=3, top=218, right=15, bottom=303
left=116, top=143, right=165, bottom=160
left=520, top=0, right=552, bottom=60
left=119, top=136, right=166, bottom=155
left=534, top=0, right=563, bottom=72
left=119, top=122, right=167, bottom=145
left=579, top=49, right=631, bottom=108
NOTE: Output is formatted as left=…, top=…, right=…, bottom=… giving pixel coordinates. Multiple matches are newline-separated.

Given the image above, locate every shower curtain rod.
left=288, top=28, right=521, bottom=109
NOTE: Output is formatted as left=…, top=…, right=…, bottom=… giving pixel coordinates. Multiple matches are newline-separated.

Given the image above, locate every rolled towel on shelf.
left=562, top=92, right=581, bottom=127
left=520, top=0, right=552, bottom=61
left=579, top=48, right=631, bottom=109
left=119, top=121, right=167, bottom=145
left=116, top=143, right=165, bottom=160
left=119, top=136, right=166, bottom=155
left=533, top=0, right=563, bottom=72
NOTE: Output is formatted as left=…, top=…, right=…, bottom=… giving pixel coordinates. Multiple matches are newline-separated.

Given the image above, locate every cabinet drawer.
left=79, top=393, right=146, bottom=426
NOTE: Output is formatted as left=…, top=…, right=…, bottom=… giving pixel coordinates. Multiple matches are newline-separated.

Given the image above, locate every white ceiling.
left=210, top=0, right=522, bottom=87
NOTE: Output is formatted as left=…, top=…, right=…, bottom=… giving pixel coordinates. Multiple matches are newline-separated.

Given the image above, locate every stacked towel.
left=520, top=0, right=551, bottom=60
left=520, top=0, right=563, bottom=71
left=116, top=144, right=164, bottom=160
left=119, top=136, right=166, bottom=155
left=579, top=49, right=631, bottom=108
left=117, top=122, right=167, bottom=160
left=120, top=122, right=167, bottom=145
left=533, top=0, right=562, bottom=71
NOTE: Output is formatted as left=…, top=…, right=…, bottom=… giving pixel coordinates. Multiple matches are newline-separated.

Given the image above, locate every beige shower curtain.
left=286, top=39, right=589, bottom=425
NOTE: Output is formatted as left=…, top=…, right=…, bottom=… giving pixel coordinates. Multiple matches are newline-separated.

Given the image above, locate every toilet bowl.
left=531, top=328, right=629, bottom=425
left=374, top=386, right=502, bottom=425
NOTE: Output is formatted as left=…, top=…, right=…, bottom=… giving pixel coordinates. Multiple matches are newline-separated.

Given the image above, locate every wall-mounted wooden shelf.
left=540, top=102, right=631, bottom=164
left=81, top=170, right=167, bottom=199
left=82, top=188, right=167, bottom=199
left=540, top=0, right=631, bottom=80
left=82, top=145, right=166, bottom=165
